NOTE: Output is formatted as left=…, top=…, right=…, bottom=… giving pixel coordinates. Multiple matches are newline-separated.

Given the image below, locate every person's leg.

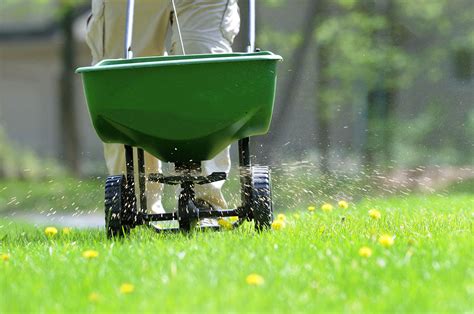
left=170, top=0, right=240, bottom=209
left=86, top=0, right=171, bottom=213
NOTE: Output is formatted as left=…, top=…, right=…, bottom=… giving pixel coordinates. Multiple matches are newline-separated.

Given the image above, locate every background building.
left=1, top=0, right=473, bottom=177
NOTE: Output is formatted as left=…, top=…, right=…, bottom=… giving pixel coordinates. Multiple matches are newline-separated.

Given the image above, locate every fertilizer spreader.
left=77, top=0, right=282, bottom=236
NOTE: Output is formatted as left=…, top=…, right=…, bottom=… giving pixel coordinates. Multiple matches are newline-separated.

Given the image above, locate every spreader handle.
left=247, top=0, right=256, bottom=52
left=124, top=0, right=135, bottom=59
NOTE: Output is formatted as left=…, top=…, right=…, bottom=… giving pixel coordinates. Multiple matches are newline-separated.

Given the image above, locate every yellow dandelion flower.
left=246, top=273, right=264, bottom=286
left=307, top=205, right=316, bottom=212
left=358, top=246, right=373, bottom=258
left=321, top=203, right=333, bottom=213
left=82, top=250, right=99, bottom=259
left=368, top=209, right=381, bottom=220
left=229, top=216, right=239, bottom=223
left=44, top=226, right=58, bottom=237
left=277, top=213, right=286, bottom=221
left=120, top=283, right=134, bottom=294
left=88, top=292, right=100, bottom=302
left=62, top=227, right=72, bottom=235
left=1, top=253, right=10, bottom=262
left=271, top=219, right=286, bottom=230
left=338, top=200, right=349, bottom=209
left=378, top=234, right=395, bottom=248
left=217, top=218, right=233, bottom=230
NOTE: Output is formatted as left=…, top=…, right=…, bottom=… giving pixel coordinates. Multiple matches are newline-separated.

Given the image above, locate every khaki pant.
left=85, top=0, right=240, bottom=212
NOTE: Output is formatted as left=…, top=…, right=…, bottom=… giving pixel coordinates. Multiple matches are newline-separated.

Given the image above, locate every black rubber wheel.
left=104, top=175, right=133, bottom=238
left=250, top=166, right=273, bottom=231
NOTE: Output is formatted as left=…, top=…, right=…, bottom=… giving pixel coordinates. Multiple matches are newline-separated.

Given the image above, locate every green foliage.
left=315, top=0, right=473, bottom=110
left=261, top=0, right=287, bottom=8
left=259, top=0, right=474, bottom=166
left=393, top=101, right=474, bottom=166
left=337, top=0, right=357, bottom=10
left=0, top=0, right=87, bottom=21
left=258, top=30, right=302, bottom=58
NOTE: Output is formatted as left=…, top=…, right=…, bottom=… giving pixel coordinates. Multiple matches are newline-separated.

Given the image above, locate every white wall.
left=0, top=37, right=104, bottom=170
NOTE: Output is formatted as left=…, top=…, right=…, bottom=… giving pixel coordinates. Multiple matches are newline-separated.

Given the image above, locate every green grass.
left=0, top=178, right=103, bottom=213
left=1, top=194, right=472, bottom=312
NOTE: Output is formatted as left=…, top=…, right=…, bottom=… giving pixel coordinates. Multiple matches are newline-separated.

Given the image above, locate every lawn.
left=0, top=193, right=472, bottom=312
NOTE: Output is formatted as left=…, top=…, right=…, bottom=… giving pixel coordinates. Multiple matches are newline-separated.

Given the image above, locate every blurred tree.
left=363, top=0, right=398, bottom=167
left=314, top=0, right=409, bottom=170
left=58, top=1, right=89, bottom=175
left=269, top=0, right=320, bottom=139
left=314, top=0, right=331, bottom=174
left=59, top=2, right=81, bottom=175
left=256, top=0, right=320, bottom=165
left=259, top=0, right=474, bottom=169
left=2, top=0, right=88, bottom=175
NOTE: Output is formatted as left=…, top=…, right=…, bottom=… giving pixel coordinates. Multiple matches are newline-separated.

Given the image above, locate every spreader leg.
left=137, top=148, right=147, bottom=214
left=178, top=181, right=198, bottom=231
left=123, top=145, right=138, bottom=216
left=238, top=137, right=251, bottom=167
left=125, top=145, right=134, bottom=186
left=238, top=138, right=252, bottom=215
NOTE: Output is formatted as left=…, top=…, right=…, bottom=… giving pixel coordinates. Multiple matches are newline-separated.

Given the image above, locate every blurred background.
left=1, top=0, right=473, bottom=221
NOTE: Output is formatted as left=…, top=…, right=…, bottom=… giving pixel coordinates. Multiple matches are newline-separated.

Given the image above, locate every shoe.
left=198, top=218, right=220, bottom=228
left=150, top=201, right=170, bottom=229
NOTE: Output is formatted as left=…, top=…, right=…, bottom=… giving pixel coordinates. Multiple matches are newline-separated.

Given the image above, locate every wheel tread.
left=104, top=175, right=131, bottom=238
left=251, top=166, right=273, bottom=231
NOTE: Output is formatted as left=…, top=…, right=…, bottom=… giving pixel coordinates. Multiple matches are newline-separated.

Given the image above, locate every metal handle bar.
left=247, top=0, right=256, bottom=52
left=124, top=0, right=134, bottom=59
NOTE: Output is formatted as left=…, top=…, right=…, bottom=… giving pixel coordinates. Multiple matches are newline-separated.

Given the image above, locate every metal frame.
left=123, top=141, right=252, bottom=230
left=116, top=0, right=258, bottom=231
